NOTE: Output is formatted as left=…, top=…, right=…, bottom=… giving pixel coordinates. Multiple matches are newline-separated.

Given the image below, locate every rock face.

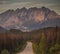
left=0, top=7, right=60, bottom=31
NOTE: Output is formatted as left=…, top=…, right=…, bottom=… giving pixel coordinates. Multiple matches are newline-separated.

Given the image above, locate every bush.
left=32, top=43, right=39, bottom=54
left=1, top=49, right=10, bottom=54
left=49, top=43, right=60, bottom=54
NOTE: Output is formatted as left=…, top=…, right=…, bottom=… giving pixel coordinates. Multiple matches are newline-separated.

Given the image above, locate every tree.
left=32, top=32, right=48, bottom=54
left=39, top=32, right=48, bottom=54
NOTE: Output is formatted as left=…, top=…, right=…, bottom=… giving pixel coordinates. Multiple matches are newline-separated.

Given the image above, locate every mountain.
left=0, top=7, right=60, bottom=31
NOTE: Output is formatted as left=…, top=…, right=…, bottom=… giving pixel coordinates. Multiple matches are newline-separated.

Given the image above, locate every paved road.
left=17, top=42, right=34, bottom=54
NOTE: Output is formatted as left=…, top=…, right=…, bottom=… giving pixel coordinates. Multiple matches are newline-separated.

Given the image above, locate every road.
left=17, top=42, right=34, bottom=54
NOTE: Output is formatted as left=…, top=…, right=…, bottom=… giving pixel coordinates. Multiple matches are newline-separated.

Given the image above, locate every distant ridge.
left=0, top=26, right=7, bottom=32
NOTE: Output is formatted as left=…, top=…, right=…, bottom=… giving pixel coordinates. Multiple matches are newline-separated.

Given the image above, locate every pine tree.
left=39, top=32, right=48, bottom=54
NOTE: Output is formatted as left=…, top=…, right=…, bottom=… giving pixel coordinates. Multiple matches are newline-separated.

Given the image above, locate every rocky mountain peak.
left=0, top=7, right=60, bottom=31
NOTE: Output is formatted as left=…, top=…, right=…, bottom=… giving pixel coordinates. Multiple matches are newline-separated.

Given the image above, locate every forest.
left=0, top=27, right=60, bottom=54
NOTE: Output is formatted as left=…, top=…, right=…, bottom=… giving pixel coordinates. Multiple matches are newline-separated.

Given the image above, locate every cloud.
left=0, top=0, right=60, bottom=14
left=0, top=0, right=10, bottom=4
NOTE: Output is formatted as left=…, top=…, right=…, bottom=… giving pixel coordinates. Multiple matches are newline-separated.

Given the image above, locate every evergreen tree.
left=32, top=32, right=48, bottom=54
left=39, top=32, right=48, bottom=54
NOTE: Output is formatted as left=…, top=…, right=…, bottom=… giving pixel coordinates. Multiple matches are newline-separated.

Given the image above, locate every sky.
left=0, top=0, right=60, bottom=15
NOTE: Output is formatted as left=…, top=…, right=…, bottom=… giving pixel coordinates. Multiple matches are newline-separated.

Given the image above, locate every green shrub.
left=1, top=49, right=10, bottom=54
left=49, top=43, right=60, bottom=54
left=14, top=41, right=27, bottom=53
left=32, top=43, right=39, bottom=54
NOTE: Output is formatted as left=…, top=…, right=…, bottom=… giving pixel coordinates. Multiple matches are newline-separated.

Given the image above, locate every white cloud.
left=0, top=1, right=60, bottom=14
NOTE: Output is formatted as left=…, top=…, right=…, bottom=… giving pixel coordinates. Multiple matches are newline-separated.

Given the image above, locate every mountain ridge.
left=0, top=7, right=60, bottom=31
